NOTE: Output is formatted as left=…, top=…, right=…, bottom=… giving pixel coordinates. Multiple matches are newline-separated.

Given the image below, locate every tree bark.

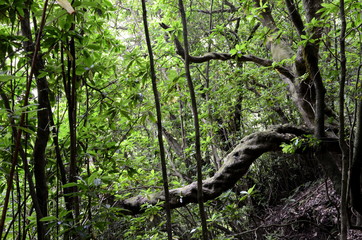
left=68, top=21, right=80, bottom=219
left=20, top=3, right=50, bottom=239
left=302, top=0, right=325, bottom=138
left=350, top=75, right=362, bottom=217
left=338, top=0, right=349, bottom=238
left=118, top=125, right=309, bottom=214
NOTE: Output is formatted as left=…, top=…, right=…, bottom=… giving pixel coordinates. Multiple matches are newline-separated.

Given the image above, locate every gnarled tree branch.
left=116, top=125, right=310, bottom=215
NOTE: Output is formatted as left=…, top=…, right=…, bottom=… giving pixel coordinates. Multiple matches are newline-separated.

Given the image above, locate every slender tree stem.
left=339, top=0, right=349, bottom=239
left=205, top=0, right=220, bottom=170
left=178, top=0, right=209, bottom=239
left=141, top=0, right=173, bottom=239
left=68, top=19, right=80, bottom=219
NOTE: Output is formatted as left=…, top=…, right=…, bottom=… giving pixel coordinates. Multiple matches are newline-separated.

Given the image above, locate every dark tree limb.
left=141, top=0, right=173, bottom=238
left=350, top=65, right=362, bottom=217
left=160, top=23, right=295, bottom=80
left=224, top=0, right=237, bottom=12
left=117, top=125, right=309, bottom=215
left=246, top=23, right=261, bottom=41
left=339, top=0, right=349, bottom=237
left=285, top=0, right=306, bottom=36
left=194, top=8, right=238, bottom=14
left=178, top=0, right=209, bottom=237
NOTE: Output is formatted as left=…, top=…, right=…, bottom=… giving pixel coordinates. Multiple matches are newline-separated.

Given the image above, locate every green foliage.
left=281, top=135, right=321, bottom=154
left=229, top=42, right=248, bottom=57
left=0, top=0, right=360, bottom=239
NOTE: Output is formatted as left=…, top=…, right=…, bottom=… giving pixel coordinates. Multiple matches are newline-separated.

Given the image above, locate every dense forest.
left=0, top=0, right=361, bottom=239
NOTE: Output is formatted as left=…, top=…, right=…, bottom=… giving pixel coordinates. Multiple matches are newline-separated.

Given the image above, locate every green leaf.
left=88, top=44, right=101, bottom=50
left=38, top=71, right=48, bottom=78
left=40, top=216, right=57, bottom=222
left=87, top=172, right=96, bottom=184
left=76, top=66, right=86, bottom=75
left=229, top=49, right=237, bottom=55
left=59, top=210, right=72, bottom=218
left=17, top=126, right=36, bottom=136
left=248, top=185, right=256, bottom=194
left=63, top=182, right=78, bottom=188
left=0, top=75, right=22, bottom=82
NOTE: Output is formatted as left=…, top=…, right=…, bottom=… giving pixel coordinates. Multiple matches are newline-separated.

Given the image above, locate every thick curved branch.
left=117, top=125, right=309, bottom=214
left=160, top=23, right=295, bottom=80
left=189, top=52, right=294, bottom=80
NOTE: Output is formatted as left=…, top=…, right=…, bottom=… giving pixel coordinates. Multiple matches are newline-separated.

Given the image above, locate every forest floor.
left=261, top=179, right=362, bottom=240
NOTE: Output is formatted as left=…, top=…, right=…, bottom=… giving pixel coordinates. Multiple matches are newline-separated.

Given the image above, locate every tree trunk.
left=20, top=3, right=50, bottom=239
left=351, top=98, right=362, bottom=218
